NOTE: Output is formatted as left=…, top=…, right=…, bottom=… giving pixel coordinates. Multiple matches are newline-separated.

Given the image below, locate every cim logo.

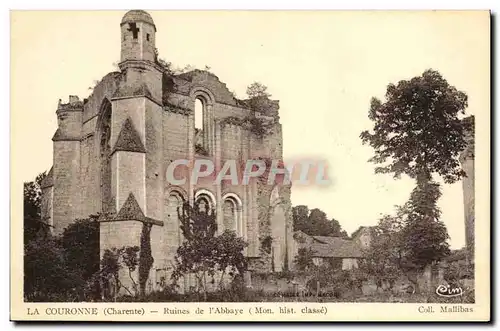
left=436, top=284, right=463, bottom=298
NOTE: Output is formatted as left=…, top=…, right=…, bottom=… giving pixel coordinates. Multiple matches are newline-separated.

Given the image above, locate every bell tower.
left=120, top=10, right=157, bottom=63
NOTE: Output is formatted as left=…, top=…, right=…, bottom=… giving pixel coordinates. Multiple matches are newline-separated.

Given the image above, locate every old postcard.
left=10, top=10, right=490, bottom=322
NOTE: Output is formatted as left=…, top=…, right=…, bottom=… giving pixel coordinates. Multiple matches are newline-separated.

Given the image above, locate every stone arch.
left=165, top=185, right=188, bottom=202
left=97, top=98, right=113, bottom=213
left=190, top=87, right=215, bottom=107
left=222, top=193, right=244, bottom=237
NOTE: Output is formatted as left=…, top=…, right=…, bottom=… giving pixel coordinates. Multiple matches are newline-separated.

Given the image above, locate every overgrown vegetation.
left=292, top=205, right=348, bottom=238
left=294, top=247, right=315, bottom=272
left=359, top=69, right=470, bottom=294
left=24, top=216, right=100, bottom=302
left=259, top=235, right=273, bottom=255
left=24, top=172, right=49, bottom=244
left=171, top=201, right=248, bottom=301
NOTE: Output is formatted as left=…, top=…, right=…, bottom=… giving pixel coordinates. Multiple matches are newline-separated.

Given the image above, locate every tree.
left=58, top=217, right=100, bottom=284
left=24, top=234, right=81, bottom=301
left=292, top=205, right=348, bottom=238
left=360, top=69, right=468, bottom=292
left=246, top=82, right=271, bottom=98
left=24, top=215, right=103, bottom=302
left=24, top=172, right=48, bottom=244
left=138, top=223, right=154, bottom=297
left=99, top=248, right=122, bottom=300
left=172, top=202, right=248, bottom=300
left=292, top=205, right=309, bottom=232
left=97, top=245, right=144, bottom=301
left=294, top=247, right=314, bottom=272
left=360, top=69, right=470, bottom=184
left=213, top=231, right=248, bottom=290
left=362, top=208, right=406, bottom=293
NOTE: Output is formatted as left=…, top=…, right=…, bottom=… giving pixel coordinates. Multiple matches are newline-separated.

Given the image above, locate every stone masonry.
left=40, top=10, right=294, bottom=293
left=460, top=115, right=475, bottom=264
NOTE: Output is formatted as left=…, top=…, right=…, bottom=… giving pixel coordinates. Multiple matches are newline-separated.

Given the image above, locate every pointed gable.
left=112, top=193, right=163, bottom=226
left=115, top=193, right=145, bottom=221
left=112, top=118, right=146, bottom=154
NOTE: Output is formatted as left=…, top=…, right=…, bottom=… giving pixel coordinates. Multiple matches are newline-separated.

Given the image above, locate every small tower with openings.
left=120, top=10, right=157, bottom=63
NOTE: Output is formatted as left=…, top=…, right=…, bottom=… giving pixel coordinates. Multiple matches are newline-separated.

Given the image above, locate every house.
left=292, top=228, right=374, bottom=270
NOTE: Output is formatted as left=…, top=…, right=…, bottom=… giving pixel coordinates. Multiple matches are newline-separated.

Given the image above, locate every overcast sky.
left=11, top=10, right=489, bottom=248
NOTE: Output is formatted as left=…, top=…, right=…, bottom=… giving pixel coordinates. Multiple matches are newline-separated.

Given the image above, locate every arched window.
left=269, top=186, right=285, bottom=272
left=194, top=190, right=216, bottom=214
left=222, top=193, right=244, bottom=237
left=99, top=99, right=112, bottom=213
left=196, top=195, right=211, bottom=214
left=194, top=97, right=208, bottom=156
left=165, top=191, right=185, bottom=245
left=194, top=98, right=204, bottom=131
left=223, top=199, right=236, bottom=231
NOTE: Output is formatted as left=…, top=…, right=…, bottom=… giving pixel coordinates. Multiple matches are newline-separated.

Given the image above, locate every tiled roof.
left=121, top=10, right=155, bottom=27
left=52, top=128, right=81, bottom=142
left=113, top=193, right=163, bottom=226
left=311, top=236, right=363, bottom=258
left=115, top=193, right=145, bottom=221
left=112, top=118, right=146, bottom=154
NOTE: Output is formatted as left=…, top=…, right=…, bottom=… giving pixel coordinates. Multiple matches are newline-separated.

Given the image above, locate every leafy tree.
left=24, top=234, right=81, bottom=301
left=246, top=82, right=271, bottom=98
left=401, top=181, right=450, bottom=271
left=259, top=235, right=273, bottom=255
left=172, top=202, right=248, bottom=300
left=121, top=246, right=141, bottom=296
left=24, top=215, right=103, bottom=301
left=23, top=172, right=48, bottom=244
left=292, top=205, right=348, bottom=238
left=361, top=208, right=406, bottom=293
left=58, top=217, right=100, bottom=283
left=360, top=69, right=470, bottom=184
left=365, top=197, right=450, bottom=293
left=360, top=70, right=468, bottom=292
left=139, top=223, right=154, bottom=297
left=98, top=246, right=143, bottom=300
left=214, top=231, right=248, bottom=289
left=99, top=248, right=122, bottom=300
left=292, top=205, right=309, bottom=232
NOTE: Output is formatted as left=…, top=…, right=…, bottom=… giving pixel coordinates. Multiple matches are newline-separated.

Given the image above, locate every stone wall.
left=52, top=140, right=81, bottom=235
left=44, top=23, right=291, bottom=293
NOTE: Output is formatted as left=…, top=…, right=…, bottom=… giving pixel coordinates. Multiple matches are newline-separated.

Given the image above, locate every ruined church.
left=40, top=10, right=294, bottom=290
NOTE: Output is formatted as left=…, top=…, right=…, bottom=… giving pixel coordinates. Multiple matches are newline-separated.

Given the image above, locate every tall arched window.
left=194, top=98, right=204, bottom=131
left=222, top=194, right=244, bottom=237
left=269, top=186, right=285, bottom=272
left=99, top=99, right=112, bottom=213
left=165, top=191, right=185, bottom=246
left=223, top=199, right=236, bottom=231
left=194, top=98, right=207, bottom=155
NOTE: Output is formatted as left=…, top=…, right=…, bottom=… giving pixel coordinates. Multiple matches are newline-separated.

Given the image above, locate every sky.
left=11, top=10, right=489, bottom=249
